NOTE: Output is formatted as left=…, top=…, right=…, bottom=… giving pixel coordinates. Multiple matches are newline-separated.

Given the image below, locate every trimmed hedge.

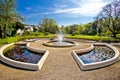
left=66, top=35, right=120, bottom=42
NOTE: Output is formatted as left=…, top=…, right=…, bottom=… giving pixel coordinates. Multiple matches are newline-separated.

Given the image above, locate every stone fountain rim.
left=0, top=42, right=49, bottom=70
left=43, top=40, right=76, bottom=47
left=72, top=43, right=120, bottom=70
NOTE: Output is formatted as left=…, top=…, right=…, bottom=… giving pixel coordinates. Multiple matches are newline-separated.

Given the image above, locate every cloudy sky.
left=17, top=0, right=113, bottom=26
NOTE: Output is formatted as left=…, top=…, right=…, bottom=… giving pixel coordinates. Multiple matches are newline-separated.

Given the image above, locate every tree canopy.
left=96, top=0, right=120, bottom=38
left=39, top=18, right=59, bottom=33
left=0, top=0, right=24, bottom=38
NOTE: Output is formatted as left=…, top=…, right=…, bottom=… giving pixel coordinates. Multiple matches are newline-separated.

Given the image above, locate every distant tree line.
left=60, top=23, right=97, bottom=36
left=39, top=18, right=59, bottom=34
left=58, top=0, right=120, bottom=38
left=1, top=0, right=119, bottom=39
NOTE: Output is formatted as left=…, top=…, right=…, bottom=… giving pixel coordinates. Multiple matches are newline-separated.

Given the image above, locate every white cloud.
left=26, top=7, right=31, bottom=10
left=25, top=0, right=114, bottom=19
left=54, top=4, right=68, bottom=8
left=50, top=0, right=113, bottom=17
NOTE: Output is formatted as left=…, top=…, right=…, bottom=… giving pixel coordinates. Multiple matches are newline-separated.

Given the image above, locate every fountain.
left=43, top=27, right=76, bottom=47
left=58, top=34, right=64, bottom=42
left=0, top=38, right=119, bottom=71
left=0, top=27, right=119, bottom=71
left=43, top=33, right=75, bottom=47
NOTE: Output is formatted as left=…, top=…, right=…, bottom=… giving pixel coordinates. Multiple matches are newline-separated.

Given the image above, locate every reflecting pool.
left=4, top=45, right=43, bottom=64
left=78, top=46, right=115, bottom=64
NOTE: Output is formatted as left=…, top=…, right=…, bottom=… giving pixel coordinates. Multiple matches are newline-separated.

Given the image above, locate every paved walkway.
left=0, top=39, right=120, bottom=80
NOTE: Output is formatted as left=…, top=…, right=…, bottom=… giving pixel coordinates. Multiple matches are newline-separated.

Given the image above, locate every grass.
left=0, top=34, right=56, bottom=46
left=66, top=34, right=120, bottom=42
left=0, top=33, right=120, bottom=46
left=0, top=38, right=8, bottom=46
left=0, top=36, right=20, bottom=46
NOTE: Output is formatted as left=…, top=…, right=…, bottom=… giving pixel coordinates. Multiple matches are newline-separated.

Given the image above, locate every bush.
left=105, top=30, right=112, bottom=37
left=22, top=31, right=30, bottom=36
left=66, top=34, right=119, bottom=42
left=44, top=32, right=48, bottom=35
left=71, top=32, right=75, bottom=36
left=117, top=34, right=120, bottom=38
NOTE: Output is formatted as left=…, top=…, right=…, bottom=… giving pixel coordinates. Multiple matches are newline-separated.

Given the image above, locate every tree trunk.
left=3, top=26, right=6, bottom=38
left=0, top=28, right=2, bottom=38
left=113, top=32, right=117, bottom=38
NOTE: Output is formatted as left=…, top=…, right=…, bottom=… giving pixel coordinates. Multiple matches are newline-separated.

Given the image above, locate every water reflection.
left=4, top=45, right=42, bottom=64
left=79, top=46, right=115, bottom=64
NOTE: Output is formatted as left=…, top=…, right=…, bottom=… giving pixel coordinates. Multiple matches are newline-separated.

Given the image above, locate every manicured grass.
left=7, top=36, right=20, bottom=43
left=0, top=36, right=20, bottom=46
left=0, top=34, right=120, bottom=46
left=66, top=34, right=120, bottom=42
left=18, top=34, right=56, bottom=41
left=0, top=34, right=56, bottom=46
left=0, top=38, right=8, bottom=46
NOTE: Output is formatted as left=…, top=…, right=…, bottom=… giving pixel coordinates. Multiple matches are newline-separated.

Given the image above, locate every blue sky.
left=17, top=0, right=113, bottom=26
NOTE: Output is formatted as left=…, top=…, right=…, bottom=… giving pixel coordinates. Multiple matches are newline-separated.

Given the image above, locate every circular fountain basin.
left=43, top=40, right=76, bottom=47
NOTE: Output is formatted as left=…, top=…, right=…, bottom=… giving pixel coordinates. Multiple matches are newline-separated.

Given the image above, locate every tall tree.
left=96, top=0, right=120, bottom=38
left=81, top=23, right=94, bottom=35
left=40, top=18, right=58, bottom=33
left=0, top=0, right=23, bottom=37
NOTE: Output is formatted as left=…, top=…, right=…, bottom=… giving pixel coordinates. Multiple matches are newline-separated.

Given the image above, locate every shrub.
left=71, top=32, right=75, bottom=36
left=44, top=32, right=48, bottom=35
left=22, top=31, right=30, bottom=36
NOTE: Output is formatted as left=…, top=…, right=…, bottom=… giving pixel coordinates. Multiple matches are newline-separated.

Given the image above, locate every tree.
left=64, top=26, right=70, bottom=34
left=0, top=0, right=23, bottom=38
left=49, top=19, right=58, bottom=33
left=96, top=0, right=120, bottom=38
left=81, top=23, right=94, bottom=35
left=40, top=18, right=49, bottom=32
left=40, top=18, right=58, bottom=33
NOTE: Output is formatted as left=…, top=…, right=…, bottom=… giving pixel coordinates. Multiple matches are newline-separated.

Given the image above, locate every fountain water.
left=43, top=29, right=75, bottom=47
left=57, top=34, right=64, bottom=42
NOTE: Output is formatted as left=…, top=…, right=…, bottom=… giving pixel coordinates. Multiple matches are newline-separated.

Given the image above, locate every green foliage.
left=105, top=30, right=112, bottom=37
left=0, top=33, right=56, bottom=45
left=0, top=36, right=20, bottom=46
left=81, top=23, right=96, bottom=35
left=22, top=31, right=45, bottom=36
left=66, top=34, right=119, bottom=42
left=64, top=24, right=82, bottom=35
left=44, top=32, right=49, bottom=35
left=96, top=0, right=120, bottom=38
left=117, top=34, right=120, bottom=38
left=14, top=21, right=24, bottom=30
left=39, top=18, right=59, bottom=33
left=7, top=36, right=20, bottom=43
left=0, top=0, right=23, bottom=38
left=0, top=32, right=120, bottom=46
left=71, top=32, right=75, bottom=36
left=0, top=38, right=8, bottom=45
left=22, top=31, right=30, bottom=36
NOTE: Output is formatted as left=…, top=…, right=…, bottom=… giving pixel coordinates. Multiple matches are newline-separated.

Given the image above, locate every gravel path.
left=0, top=39, right=120, bottom=80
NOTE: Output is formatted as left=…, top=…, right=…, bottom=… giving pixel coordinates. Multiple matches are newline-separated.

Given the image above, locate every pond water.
left=4, top=45, right=43, bottom=64
left=53, top=41, right=73, bottom=46
left=78, top=46, right=115, bottom=64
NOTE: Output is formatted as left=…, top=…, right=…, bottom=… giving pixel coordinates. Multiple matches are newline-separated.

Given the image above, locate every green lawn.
left=0, top=34, right=56, bottom=46
left=66, top=34, right=120, bottom=42
left=0, top=34, right=119, bottom=46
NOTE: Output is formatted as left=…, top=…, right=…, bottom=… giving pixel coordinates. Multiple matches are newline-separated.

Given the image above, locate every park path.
left=1, top=39, right=120, bottom=80
left=29, top=39, right=91, bottom=80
